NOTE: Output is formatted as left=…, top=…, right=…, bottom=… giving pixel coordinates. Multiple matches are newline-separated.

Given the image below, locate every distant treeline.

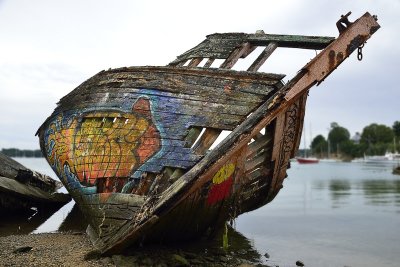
left=310, top=121, right=400, bottom=160
left=1, top=148, right=43, bottom=158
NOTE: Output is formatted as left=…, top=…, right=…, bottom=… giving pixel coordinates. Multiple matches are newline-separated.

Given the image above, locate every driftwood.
left=36, top=12, right=380, bottom=254
left=0, top=152, right=71, bottom=212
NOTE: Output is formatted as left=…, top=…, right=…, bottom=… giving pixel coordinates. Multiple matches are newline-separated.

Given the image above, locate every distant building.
left=351, top=132, right=361, bottom=144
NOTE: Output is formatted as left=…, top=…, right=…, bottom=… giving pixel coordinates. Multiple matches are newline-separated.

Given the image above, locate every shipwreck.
left=36, top=12, right=379, bottom=254
left=0, top=152, right=71, bottom=212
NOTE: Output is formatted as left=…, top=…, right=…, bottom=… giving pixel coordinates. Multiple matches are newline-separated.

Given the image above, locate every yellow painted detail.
left=212, top=163, right=235, bottom=185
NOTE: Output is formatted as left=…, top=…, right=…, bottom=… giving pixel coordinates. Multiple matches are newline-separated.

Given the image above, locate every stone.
left=112, top=255, right=139, bottom=267
left=171, top=254, right=190, bottom=266
left=296, top=260, right=305, bottom=266
left=13, top=246, right=33, bottom=253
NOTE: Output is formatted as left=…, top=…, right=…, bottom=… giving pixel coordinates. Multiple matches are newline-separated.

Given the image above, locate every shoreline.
left=0, top=232, right=274, bottom=267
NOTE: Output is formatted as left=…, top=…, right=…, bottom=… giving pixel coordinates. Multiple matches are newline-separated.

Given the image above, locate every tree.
left=340, top=140, right=364, bottom=158
left=328, top=123, right=350, bottom=155
left=393, top=121, right=400, bottom=138
left=360, top=123, right=394, bottom=155
left=311, top=135, right=328, bottom=158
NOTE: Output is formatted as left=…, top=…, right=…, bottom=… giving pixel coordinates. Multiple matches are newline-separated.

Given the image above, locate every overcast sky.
left=0, top=0, right=398, bottom=150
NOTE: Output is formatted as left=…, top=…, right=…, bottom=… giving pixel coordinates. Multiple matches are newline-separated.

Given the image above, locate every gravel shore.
left=0, top=232, right=111, bottom=267
left=0, top=232, right=271, bottom=267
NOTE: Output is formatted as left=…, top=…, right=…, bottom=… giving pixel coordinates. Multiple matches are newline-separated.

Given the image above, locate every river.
left=3, top=157, right=400, bottom=267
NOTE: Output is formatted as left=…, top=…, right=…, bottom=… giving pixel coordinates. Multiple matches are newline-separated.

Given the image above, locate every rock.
left=204, top=256, right=215, bottom=262
left=84, top=249, right=102, bottom=260
left=141, top=257, right=153, bottom=266
left=183, top=251, right=197, bottom=259
left=296, top=260, right=305, bottom=266
left=237, top=249, right=247, bottom=255
left=112, top=255, right=139, bottom=267
left=13, top=246, right=33, bottom=253
left=100, top=257, right=113, bottom=265
left=264, top=252, right=270, bottom=259
left=71, top=231, right=84, bottom=235
left=220, top=256, right=229, bottom=262
left=190, top=258, right=206, bottom=265
left=171, top=254, right=189, bottom=266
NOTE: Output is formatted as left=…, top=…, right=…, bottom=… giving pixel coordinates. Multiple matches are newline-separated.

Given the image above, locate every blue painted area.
left=64, top=164, right=97, bottom=194
left=42, top=88, right=209, bottom=193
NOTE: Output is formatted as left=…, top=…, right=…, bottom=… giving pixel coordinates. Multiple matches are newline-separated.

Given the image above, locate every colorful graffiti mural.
left=207, top=162, right=236, bottom=205
left=44, top=97, right=161, bottom=193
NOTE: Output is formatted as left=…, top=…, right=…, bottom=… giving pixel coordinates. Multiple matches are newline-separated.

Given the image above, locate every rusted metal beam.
left=284, top=12, right=380, bottom=101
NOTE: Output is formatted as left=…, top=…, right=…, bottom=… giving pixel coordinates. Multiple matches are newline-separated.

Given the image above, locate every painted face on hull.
left=44, top=97, right=161, bottom=193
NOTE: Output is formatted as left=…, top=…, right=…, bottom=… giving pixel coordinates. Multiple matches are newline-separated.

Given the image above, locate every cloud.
left=0, top=0, right=398, bottom=149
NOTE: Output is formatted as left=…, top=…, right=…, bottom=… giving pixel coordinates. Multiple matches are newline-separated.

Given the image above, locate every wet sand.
left=0, top=232, right=275, bottom=267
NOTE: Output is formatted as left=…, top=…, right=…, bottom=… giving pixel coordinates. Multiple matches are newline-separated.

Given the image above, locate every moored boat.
left=36, top=12, right=379, bottom=254
left=296, top=157, right=320, bottom=164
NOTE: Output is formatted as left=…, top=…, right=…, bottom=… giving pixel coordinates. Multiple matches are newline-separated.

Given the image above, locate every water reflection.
left=312, top=175, right=400, bottom=210
left=362, top=179, right=400, bottom=207
left=0, top=205, right=66, bottom=236
left=118, top=225, right=265, bottom=266
left=58, top=204, right=88, bottom=232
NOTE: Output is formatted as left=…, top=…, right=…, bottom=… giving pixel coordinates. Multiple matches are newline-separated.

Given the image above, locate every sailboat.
left=296, top=124, right=319, bottom=164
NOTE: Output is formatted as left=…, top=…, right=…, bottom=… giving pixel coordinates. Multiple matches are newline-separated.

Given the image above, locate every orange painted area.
left=45, top=98, right=161, bottom=192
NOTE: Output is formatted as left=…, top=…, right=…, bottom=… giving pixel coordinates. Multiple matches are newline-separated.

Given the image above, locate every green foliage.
left=360, top=123, right=394, bottom=155
left=393, top=121, right=400, bottom=138
left=311, top=135, right=328, bottom=157
left=315, top=121, right=399, bottom=159
left=340, top=140, right=365, bottom=158
left=361, top=123, right=394, bottom=144
left=328, top=123, right=350, bottom=154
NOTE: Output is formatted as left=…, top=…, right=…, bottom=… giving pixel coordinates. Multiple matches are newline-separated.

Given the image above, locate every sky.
left=0, top=0, right=398, bottom=150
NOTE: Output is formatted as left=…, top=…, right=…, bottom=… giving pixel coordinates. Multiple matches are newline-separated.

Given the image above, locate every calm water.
left=4, top=158, right=400, bottom=266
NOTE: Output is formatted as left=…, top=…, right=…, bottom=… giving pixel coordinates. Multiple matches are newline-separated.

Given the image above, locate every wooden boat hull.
left=0, top=153, right=71, bottom=212
left=36, top=12, right=380, bottom=254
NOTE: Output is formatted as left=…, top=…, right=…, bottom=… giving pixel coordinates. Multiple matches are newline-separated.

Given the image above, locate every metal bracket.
left=336, top=11, right=353, bottom=34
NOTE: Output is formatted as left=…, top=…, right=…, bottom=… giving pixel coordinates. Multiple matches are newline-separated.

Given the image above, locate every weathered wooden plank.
left=193, top=128, right=221, bottom=155
left=246, top=134, right=273, bottom=159
left=57, top=90, right=262, bottom=119
left=82, top=204, right=139, bottom=220
left=245, top=151, right=269, bottom=172
left=187, top=57, right=203, bottom=67
left=203, top=58, right=215, bottom=68
left=170, top=33, right=334, bottom=64
left=247, top=34, right=334, bottom=49
left=220, top=42, right=253, bottom=69
left=58, top=87, right=264, bottom=116
left=247, top=42, right=278, bottom=72
left=59, top=66, right=284, bottom=103
left=0, top=176, right=71, bottom=204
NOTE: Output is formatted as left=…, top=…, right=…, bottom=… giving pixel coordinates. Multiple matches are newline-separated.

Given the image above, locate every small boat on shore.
left=36, top=12, right=379, bottom=254
left=0, top=153, right=71, bottom=212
